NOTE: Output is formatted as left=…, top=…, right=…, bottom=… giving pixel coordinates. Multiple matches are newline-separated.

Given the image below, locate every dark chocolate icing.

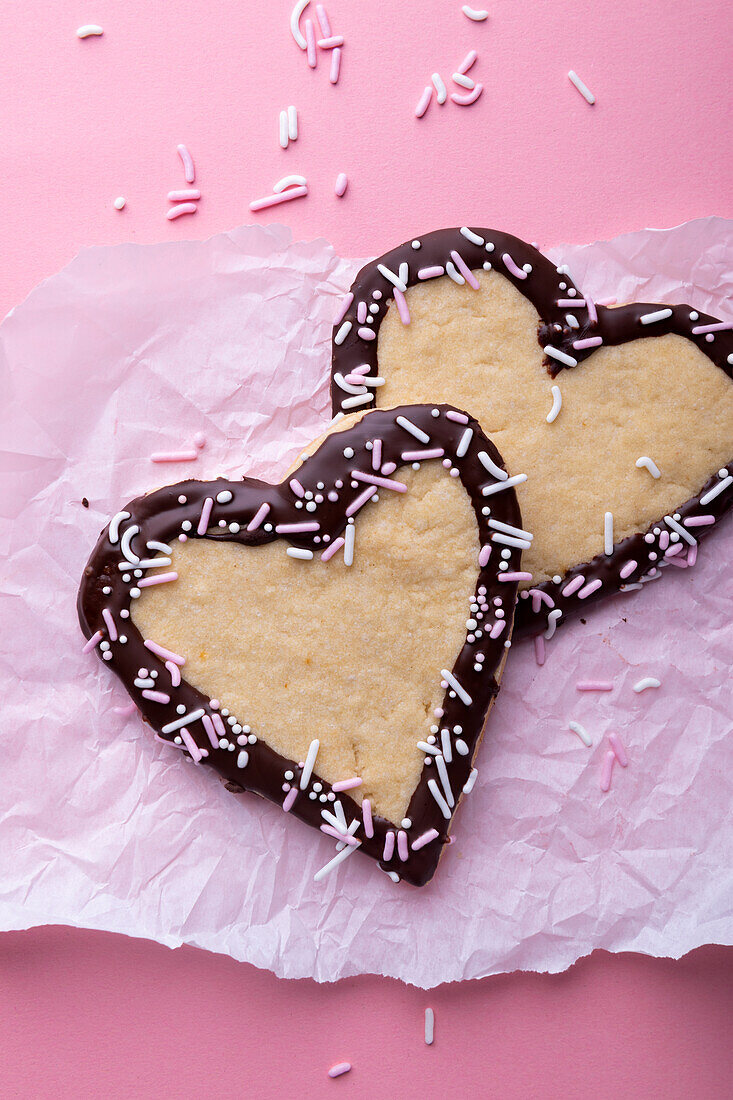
left=329, top=227, right=733, bottom=637
left=78, top=404, right=523, bottom=887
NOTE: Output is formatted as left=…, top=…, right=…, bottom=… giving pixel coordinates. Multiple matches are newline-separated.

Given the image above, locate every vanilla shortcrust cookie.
left=330, top=228, right=733, bottom=636
left=78, top=405, right=523, bottom=886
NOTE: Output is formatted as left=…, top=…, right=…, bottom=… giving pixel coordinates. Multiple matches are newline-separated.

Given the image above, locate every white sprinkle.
left=287, top=105, right=298, bottom=140
left=333, top=371, right=366, bottom=395
left=76, top=24, right=103, bottom=38
left=290, top=0, right=309, bottom=49
left=567, top=70, right=595, bottom=105
left=462, top=5, right=488, bottom=20
left=418, top=740, right=440, bottom=756
left=452, top=72, right=475, bottom=90
left=604, top=511, right=614, bottom=556
left=341, top=393, right=372, bottom=409
left=566, top=313, right=580, bottom=329
left=546, top=384, right=562, bottom=423
left=456, top=428, right=473, bottom=457
left=569, top=721, right=592, bottom=747
left=664, top=514, right=696, bottom=546
left=396, top=415, right=430, bottom=443
left=491, top=532, right=531, bottom=550
left=700, top=474, right=732, bottom=506
left=334, top=321, right=352, bottom=345
left=640, top=308, right=673, bottom=325
left=478, top=451, right=508, bottom=481
left=273, top=173, right=307, bottom=192
left=431, top=73, right=447, bottom=104
left=544, top=608, right=562, bottom=640
left=428, top=778, right=451, bottom=819
left=146, top=540, right=172, bottom=554
left=489, top=518, right=533, bottom=541
left=113, top=196, right=126, bottom=211
left=636, top=456, right=661, bottom=479
left=462, top=768, right=479, bottom=794
left=435, top=755, right=455, bottom=807
left=300, top=739, right=320, bottom=789
left=441, top=668, right=472, bottom=705
left=377, top=263, right=407, bottom=292
left=314, top=843, right=360, bottom=882
left=460, top=227, right=484, bottom=245
left=287, top=547, right=314, bottom=560
left=120, top=524, right=141, bottom=564
left=544, top=345, right=578, bottom=367
left=633, top=677, right=661, bottom=693
left=108, top=511, right=131, bottom=544
left=445, top=261, right=465, bottom=285
left=162, top=709, right=206, bottom=734
left=344, top=523, right=355, bottom=566
left=482, top=473, right=528, bottom=496
left=425, top=1008, right=435, bottom=1045
left=279, top=110, right=289, bottom=149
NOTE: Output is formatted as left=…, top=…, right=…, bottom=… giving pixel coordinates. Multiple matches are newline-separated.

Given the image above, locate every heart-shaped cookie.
left=330, top=228, right=733, bottom=637
left=78, top=405, right=523, bottom=886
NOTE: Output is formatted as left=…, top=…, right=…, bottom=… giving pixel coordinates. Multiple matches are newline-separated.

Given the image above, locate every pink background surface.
left=1, top=0, right=731, bottom=1096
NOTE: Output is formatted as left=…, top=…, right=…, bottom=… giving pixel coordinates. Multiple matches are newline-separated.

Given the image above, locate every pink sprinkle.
left=446, top=411, right=469, bottom=424
left=418, top=265, right=445, bottom=280
left=401, top=448, right=444, bottom=460
left=321, top=536, right=345, bottom=562
left=393, top=288, right=411, bottom=324
left=351, top=363, right=370, bottom=375
left=380, top=461, right=397, bottom=475
left=411, top=828, right=439, bottom=851
left=534, top=635, right=546, bottom=666
left=317, top=34, right=343, bottom=48
left=573, top=336, right=603, bottom=349
left=528, top=587, right=554, bottom=608
left=609, top=733, right=628, bottom=768
left=275, top=521, right=320, bottom=533
left=316, top=3, right=331, bottom=35
left=371, top=439, right=382, bottom=470
left=457, top=49, right=477, bottom=74
left=249, top=185, right=308, bottom=212
left=577, top=680, right=613, bottom=692
left=328, top=1064, right=351, bottom=1079
left=212, top=712, right=226, bottom=738
left=687, top=545, right=698, bottom=567
left=586, top=296, right=598, bottom=324
left=167, top=203, right=197, bottom=221
left=691, top=321, right=732, bottom=334
left=450, top=251, right=480, bottom=289
left=321, top=824, right=359, bottom=846
left=145, top=639, right=185, bottom=665
left=397, top=830, right=409, bottom=861
left=332, top=776, right=363, bottom=792
left=176, top=144, right=195, bottom=183
left=247, top=502, right=270, bottom=531
left=478, top=544, right=492, bottom=567
left=415, top=85, right=433, bottom=118
left=142, top=689, right=171, bottom=704
left=334, top=292, right=353, bottom=325
left=289, top=478, right=305, bottom=498
left=202, top=714, right=219, bottom=749
left=362, top=798, right=374, bottom=838
left=345, top=484, right=377, bottom=516
left=664, top=542, right=685, bottom=558
left=167, top=189, right=201, bottom=202
left=82, top=630, right=103, bottom=653
left=180, top=729, right=202, bottom=763
left=684, top=515, right=715, bottom=527
left=665, top=555, right=688, bottom=569
left=358, top=326, right=376, bottom=340
left=562, top=575, right=585, bottom=597
left=137, top=571, right=179, bottom=588
left=600, top=749, right=616, bottom=792
left=335, top=172, right=348, bottom=197
left=658, top=530, right=669, bottom=551
left=578, top=578, right=602, bottom=599
left=352, top=470, right=407, bottom=492
left=329, top=46, right=341, bottom=84
left=305, top=18, right=317, bottom=66
left=356, top=301, right=367, bottom=324
left=113, top=703, right=136, bottom=716
left=619, top=560, right=637, bottom=579
left=498, top=571, right=532, bottom=582
left=151, top=450, right=198, bottom=463
left=450, top=83, right=483, bottom=105
left=165, top=659, right=182, bottom=686
left=102, top=607, right=117, bottom=641
left=383, top=831, right=395, bottom=860
left=197, top=496, right=214, bottom=535
left=490, top=619, right=507, bottom=638
left=283, top=788, right=298, bottom=812
left=502, top=253, right=528, bottom=280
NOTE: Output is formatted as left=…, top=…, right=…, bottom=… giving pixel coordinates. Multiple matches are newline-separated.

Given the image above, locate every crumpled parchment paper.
left=0, top=219, right=730, bottom=987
